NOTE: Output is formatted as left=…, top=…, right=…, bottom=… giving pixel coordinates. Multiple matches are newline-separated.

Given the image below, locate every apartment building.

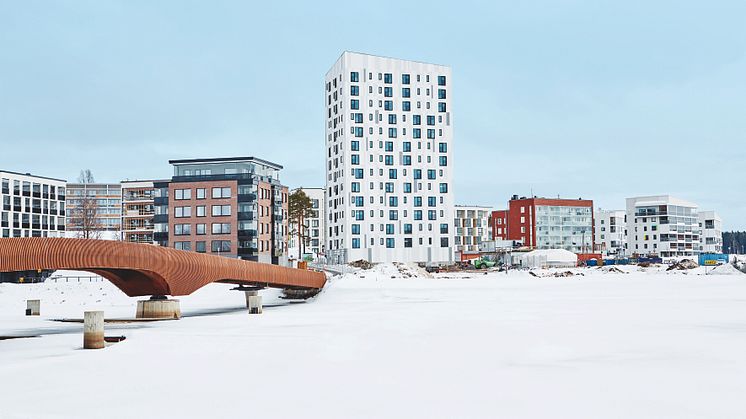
left=325, top=51, right=454, bottom=264
left=593, top=209, right=627, bottom=256
left=121, top=180, right=160, bottom=244
left=489, top=209, right=509, bottom=240
left=153, top=157, right=289, bottom=264
left=288, top=187, right=326, bottom=259
left=0, top=170, right=67, bottom=238
left=66, top=183, right=122, bottom=238
left=454, top=205, right=492, bottom=259
left=505, top=195, right=595, bottom=253
left=626, top=195, right=700, bottom=258
left=698, top=210, right=723, bottom=254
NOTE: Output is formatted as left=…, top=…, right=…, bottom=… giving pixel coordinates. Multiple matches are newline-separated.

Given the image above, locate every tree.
left=288, top=189, right=314, bottom=258
left=70, top=169, right=101, bottom=239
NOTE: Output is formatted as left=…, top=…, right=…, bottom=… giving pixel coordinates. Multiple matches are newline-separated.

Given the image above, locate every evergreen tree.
left=288, top=189, right=314, bottom=257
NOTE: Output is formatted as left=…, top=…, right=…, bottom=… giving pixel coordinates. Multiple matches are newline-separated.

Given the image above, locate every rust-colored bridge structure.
left=0, top=238, right=326, bottom=297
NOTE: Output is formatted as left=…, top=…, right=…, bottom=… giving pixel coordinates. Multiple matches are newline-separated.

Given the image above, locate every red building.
left=490, top=195, right=596, bottom=253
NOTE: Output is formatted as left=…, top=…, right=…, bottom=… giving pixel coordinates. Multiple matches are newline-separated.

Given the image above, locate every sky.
left=1, top=0, right=745, bottom=229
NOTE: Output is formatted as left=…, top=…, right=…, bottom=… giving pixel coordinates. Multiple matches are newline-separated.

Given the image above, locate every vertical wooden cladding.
left=0, top=238, right=326, bottom=297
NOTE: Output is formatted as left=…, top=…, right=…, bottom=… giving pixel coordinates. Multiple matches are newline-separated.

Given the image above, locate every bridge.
left=0, top=238, right=326, bottom=297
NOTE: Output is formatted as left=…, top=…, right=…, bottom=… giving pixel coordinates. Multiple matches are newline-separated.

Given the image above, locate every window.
left=402, top=101, right=411, bottom=111
left=212, top=223, right=231, bottom=234
left=438, top=102, right=446, bottom=112
left=440, top=237, right=449, bottom=247
left=212, top=187, right=231, bottom=199
left=389, top=196, right=398, bottom=207
left=428, top=210, right=437, bottom=220
left=174, top=241, right=191, bottom=251
left=439, top=156, right=448, bottom=166
left=352, top=224, right=360, bottom=235
left=354, top=169, right=364, bottom=179
left=439, top=183, right=448, bottom=193
left=427, top=169, right=436, bottom=180
left=388, top=128, right=397, bottom=138
left=174, top=189, right=191, bottom=200
left=351, top=99, right=359, bottom=110
left=402, top=74, right=410, bottom=84
left=384, top=155, right=393, bottom=166
left=438, top=89, right=447, bottom=99
left=413, top=128, right=421, bottom=139
left=352, top=238, right=360, bottom=248
left=428, top=196, right=436, bottom=207
left=384, top=87, right=393, bottom=97
left=196, top=223, right=206, bottom=235
left=196, top=205, right=206, bottom=217
left=386, top=224, right=395, bottom=235
left=427, top=129, right=435, bottom=139
left=212, top=205, right=232, bottom=216
left=404, top=238, right=412, bottom=248
left=174, top=224, right=191, bottom=236
left=351, top=182, right=360, bottom=192
left=386, top=238, right=395, bottom=248
left=174, top=206, right=191, bottom=218
left=351, top=72, right=359, bottom=82
left=384, top=73, right=392, bottom=84
left=438, top=75, right=446, bottom=86
left=351, top=140, right=360, bottom=151
left=414, top=169, right=422, bottom=180
left=351, top=155, right=360, bottom=165
left=195, top=241, right=206, bottom=253
left=427, top=115, right=435, bottom=125
left=354, top=113, right=363, bottom=123
left=439, top=142, right=447, bottom=153
left=404, top=224, right=413, bottom=234
left=403, top=155, right=412, bottom=166
left=402, top=88, right=410, bottom=98
left=211, top=240, right=231, bottom=253
left=384, top=100, right=393, bottom=111
left=351, top=85, right=359, bottom=96
left=404, top=183, right=412, bottom=193
left=389, top=210, right=398, bottom=220
left=196, top=188, right=206, bottom=199
left=414, top=210, right=423, bottom=220
left=355, top=210, right=365, bottom=221
left=389, top=169, right=397, bottom=179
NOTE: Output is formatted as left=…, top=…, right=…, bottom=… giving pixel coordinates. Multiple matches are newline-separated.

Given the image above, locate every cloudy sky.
left=1, top=0, right=744, bottom=228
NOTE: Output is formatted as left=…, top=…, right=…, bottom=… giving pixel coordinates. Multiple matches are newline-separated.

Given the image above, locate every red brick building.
left=490, top=196, right=595, bottom=253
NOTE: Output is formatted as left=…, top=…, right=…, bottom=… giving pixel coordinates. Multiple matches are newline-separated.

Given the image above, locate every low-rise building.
left=626, top=195, right=700, bottom=258
left=594, top=209, right=627, bottom=257
left=698, top=210, right=723, bottom=254
left=454, top=205, right=492, bottom=260
left=0, top=170, right=67, bottom=238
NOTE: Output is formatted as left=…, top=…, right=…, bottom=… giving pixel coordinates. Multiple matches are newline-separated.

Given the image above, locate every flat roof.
left=0, top=170, right=66, bottom=183
left=168, top=156, right=283, bottom=170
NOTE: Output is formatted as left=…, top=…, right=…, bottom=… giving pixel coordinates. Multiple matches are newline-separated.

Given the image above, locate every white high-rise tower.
left=324, top=52, right=454, bottom=264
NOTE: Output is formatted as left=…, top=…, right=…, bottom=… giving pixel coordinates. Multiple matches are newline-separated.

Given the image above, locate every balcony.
left=237, top=193, right=257, bottom=202
left=154, top=197, right=169, bottom=206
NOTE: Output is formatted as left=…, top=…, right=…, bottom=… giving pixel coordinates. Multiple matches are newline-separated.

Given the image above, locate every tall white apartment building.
left=325, top=52, right=454, bottom=264
left=626, top=195, right=700, bottom=258
left=288, top=187, right=326, bottom=259
left=0, top=170, right=67, bottom=238
left=593, top=209, right=627, bottom=256
left=698, top=210, right=723, bottom=253
left=454, top=205, right=492, bottom=259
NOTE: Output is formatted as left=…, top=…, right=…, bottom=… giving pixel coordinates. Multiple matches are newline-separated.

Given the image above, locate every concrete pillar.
left=244, top=291, right=258, bottom=308
left=25, top=299, right=40, bottom=316
left=83, top=311, right=105, bottom=349
left=136, top=298, right=181, bottom=319
left=247, top=295, right=263, bottom=315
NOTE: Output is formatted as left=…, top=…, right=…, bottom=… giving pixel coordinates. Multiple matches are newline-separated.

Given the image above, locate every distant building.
left=698, top=210, right=723, bottom=254
left=593, top=209, right=627, bottom=256
left=288, top=187, right=326, bottom=260
left=454, top=205, right=492, bottom=260
left=489, top=210, right=509, bottom=241
left=121, top=180, right=160, bottom=244
left=504, top=195, right=595, bottom=253
left=66, top=183, right=122, bottom=238
left=153, top=157, right=289, bottom=264
left=0, top=170, right=67, bottom=238
left=626, top=195, right=700, bottom=258
left=324, top=51, right=454, bottom=264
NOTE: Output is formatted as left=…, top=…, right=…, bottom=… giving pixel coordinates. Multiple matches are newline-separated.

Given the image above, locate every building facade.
left=153, top=157, right=289, bottom=264
left=325, top=51, right=454, bottom=264
left=0, top=170, right=67, bottom=238
left=593, top=209, right=627, bottom=256
left=66, top=183, right=122, bottom=238
left=288, top=187, right=326, bottom=260
left=626, top=195, right=700, bottom=258
left=121, top=180, right=158, bottom=244
left=454, top=205, right=492, bottom=259
left=505, top=196, right=595, bottom=253
left=698, top=210, right=723, bottom=254
left=489, top=209, right=509, bottom=241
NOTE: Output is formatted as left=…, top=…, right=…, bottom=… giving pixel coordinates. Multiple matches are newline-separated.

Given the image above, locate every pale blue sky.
left=1, top=0, right=744, bottom=228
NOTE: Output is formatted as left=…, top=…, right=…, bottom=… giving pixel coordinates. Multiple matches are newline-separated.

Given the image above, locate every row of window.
left=348, top=72, right=446, bottom=86
left=352, top=209, right=443, bottom=221
left=174, top=187, right=232, bottom=200
left=173, top=223, right=232, bottom=236
left=351, top=140, right=447, bottom=153
left=173, top=205, right=232, bottom=218
left=351, top=223, right=449, bottom=235
left=174, top=240, right=231, bottom=253
left=351, top=85, right=447, bottom=99
left=351, top=236, right=450, bottom=249
left=352, top=195, right=446, bottom=207
left=350, top=99, right=447, bottom=113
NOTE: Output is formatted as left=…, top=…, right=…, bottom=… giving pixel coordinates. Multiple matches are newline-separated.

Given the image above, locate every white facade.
left=324, top=52, right=454, bottom=264
left=593, top=209, right=627, bottom=256
left=454, top=205, right=492, bottom=257
left=698, top=210, right=723, bottom=254
left=288, top=187, right=326, bottom=260
left=626, top=195, right=701, bottom=258
left=0, top=170, right=67, bottom=238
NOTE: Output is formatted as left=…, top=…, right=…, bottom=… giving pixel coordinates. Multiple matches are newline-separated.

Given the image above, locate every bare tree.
left=70, top=169, right=101, bottom=239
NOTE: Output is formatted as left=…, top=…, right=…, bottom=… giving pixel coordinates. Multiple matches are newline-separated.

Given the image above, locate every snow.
left=1, top=265, right=746, bottom=418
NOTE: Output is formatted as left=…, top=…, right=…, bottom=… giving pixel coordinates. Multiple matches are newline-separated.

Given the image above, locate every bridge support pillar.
left=136, top=296, right=181, bottom=319
left=26, top=299, right=40, bottom=316
left=246, top=292, right=262, bottom=315
left=83, top=311, right=104, bottom=349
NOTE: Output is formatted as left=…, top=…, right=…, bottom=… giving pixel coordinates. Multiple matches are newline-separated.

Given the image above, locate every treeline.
left=723, top=231, right=746, bottom=254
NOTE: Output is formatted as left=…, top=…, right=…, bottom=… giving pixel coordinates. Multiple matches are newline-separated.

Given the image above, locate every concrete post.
left=135, top=298, right=181, bottom=319
left=244, top=291, right=258, bottom=308
left=248, top=295, right=263, bottom=315
left=83, top=311, right=105, bottom=349
left=25, top=299, right=40, bottom=316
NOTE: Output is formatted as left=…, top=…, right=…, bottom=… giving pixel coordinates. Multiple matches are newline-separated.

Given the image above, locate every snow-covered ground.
left=1, top=264, right=746, bottom=418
